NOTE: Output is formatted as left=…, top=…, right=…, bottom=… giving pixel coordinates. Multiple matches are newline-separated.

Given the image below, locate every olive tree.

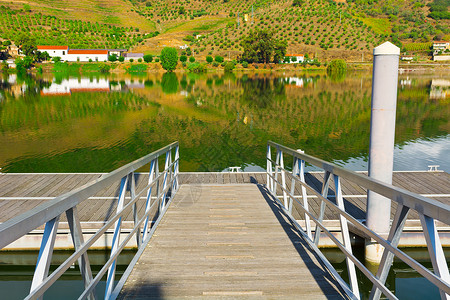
left=241, top=29, right=287, bottom=63
left=160, top=47, right=178, bottom=71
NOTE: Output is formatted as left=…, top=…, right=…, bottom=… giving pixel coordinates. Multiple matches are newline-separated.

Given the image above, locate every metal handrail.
left=266, top=141, right=450, bottom=300
left=0, top=142, right=180, bottom=300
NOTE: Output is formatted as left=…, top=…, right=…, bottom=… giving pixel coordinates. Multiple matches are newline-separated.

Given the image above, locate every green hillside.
left=0, top=0, right=449, bottom=61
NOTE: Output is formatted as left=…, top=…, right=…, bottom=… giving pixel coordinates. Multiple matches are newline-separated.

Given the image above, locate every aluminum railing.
left=266, top=141, right=450, bottom=300
left=0, top=142, right=180, bottom=300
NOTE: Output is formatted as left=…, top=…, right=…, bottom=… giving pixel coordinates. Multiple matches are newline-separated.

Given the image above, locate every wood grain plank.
left=118, top=184, right=347, bottom=299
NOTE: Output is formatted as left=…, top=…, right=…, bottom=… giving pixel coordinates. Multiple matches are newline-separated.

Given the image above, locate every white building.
left=66, top=49, right=109, bottom=62
left=37, top=45, right=68, bottom=58
left=432, top=41, right=450, bottom=61
left=108, top=49, right=127, bottom=57
left=433, top=41, right=449, bottom=53
left=401, top=55, right=414, bottom=61
left=123, top=53, right=144, bottom=61
left=285, top=54, right=305, bottom=63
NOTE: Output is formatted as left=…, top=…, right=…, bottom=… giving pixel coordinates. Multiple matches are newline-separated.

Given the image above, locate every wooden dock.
left=0, top=171, right=448, bottom=249
left=118, top=184, right=348, bottom=299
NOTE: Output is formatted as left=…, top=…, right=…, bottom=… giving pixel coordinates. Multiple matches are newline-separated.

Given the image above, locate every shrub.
left=89, top=59, right=93, bottom=62
left=118, top=56, right=125, bottom=62
left=127, top=63, right=148, bottom=73
left=138, top=58, right=142, bottom=62
left=98, top=63, right=110, bottom=73
left=160, top=47, right=178, bottom=71
left=15, top=56, right=33, bottom=71
left=180, top=55, right=187, bottom=62
left=130, top=59, right=134, bottom=62
left=187, top=62, right=207, bottom=73
left=242, top=61, right=248, bottom=68
left=327, top=59, right=346, bottom=74
left=52, top=57, right=61, bottom=63
left=108, top=54, right=118, bottom=62
left=327, top=59, right=347, bottom=80
left=212, top=62, right=219, bottom=67
left=143, top=54, right=153, bottom=63
left=155, top=58, right=160, bottom=62
left=215, top=55, right=224, bottom=63
left=189, top=56, right=195, bottom=62
left=224, top=62, right=235, bottom=72
left=0, top=61, right=8, bottom=73
left=206, top=55, right=213, bottom=63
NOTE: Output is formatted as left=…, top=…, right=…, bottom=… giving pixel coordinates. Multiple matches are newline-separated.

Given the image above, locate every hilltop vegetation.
left=0, top=0, right=449, bottom=61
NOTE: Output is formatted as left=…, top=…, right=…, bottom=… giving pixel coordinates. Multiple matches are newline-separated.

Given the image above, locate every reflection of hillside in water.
left=0, top=72, right=449, bottom=172
left=430, top=79, right=450, bottom=99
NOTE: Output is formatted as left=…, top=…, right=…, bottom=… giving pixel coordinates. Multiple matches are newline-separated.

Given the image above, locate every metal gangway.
left=0, top=141, right=449, bottom=299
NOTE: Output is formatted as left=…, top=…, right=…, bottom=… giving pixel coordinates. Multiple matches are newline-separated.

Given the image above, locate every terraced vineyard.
left=0, top=0, right=449, bottom=61
left=0, top=5, right=155, bottom=49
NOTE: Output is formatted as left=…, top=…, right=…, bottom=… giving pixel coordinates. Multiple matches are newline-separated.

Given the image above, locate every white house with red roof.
left=37, top=45, right=69, bottom=58
left=37, top=46, right=110, bottom=62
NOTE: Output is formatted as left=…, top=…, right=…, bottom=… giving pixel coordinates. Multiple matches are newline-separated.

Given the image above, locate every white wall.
left=40, top=49, right=67, bottom=58
left=286, top=56, right=304, bottom=63
left=124, top=56, right=143, bottom=61
left=40, top=50, right=108, bottom=62
left=65, top=54, right=109, bottom=62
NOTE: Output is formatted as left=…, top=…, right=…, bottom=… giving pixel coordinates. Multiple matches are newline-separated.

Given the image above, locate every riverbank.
left=0, top=59, right=444, bottom=77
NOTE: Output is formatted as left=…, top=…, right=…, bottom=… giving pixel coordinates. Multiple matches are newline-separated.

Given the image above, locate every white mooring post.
left=366, top=42, right=400, bottom=264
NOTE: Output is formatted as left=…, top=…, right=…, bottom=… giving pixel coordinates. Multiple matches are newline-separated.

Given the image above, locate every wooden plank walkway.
left=118, top=184, right=348, bottom=299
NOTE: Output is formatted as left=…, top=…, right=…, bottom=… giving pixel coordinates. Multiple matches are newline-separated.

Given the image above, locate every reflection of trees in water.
left=328, top=72, right=347, bottom=82
left=188, top=75, right=449, bottom=165
left=1, top=73, right=449, bottom=172
left=180, top=76, right=188, bottom=90
left=241, top=77, right=286, bottom=108
left=161, top=72, right=178, bottom=94
left=397, top=80, right=450, bottom=141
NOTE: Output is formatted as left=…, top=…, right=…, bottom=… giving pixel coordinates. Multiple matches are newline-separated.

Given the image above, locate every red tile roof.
left=68, top=49, right=108, bottom=55
left=37, top=45, right=68, bottom=50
